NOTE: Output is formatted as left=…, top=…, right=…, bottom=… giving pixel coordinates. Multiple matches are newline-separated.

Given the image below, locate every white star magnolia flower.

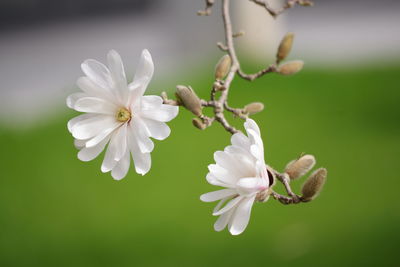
left=67, top=49, right=178, bottom=180
left=200, top=119, right=271, bottom=235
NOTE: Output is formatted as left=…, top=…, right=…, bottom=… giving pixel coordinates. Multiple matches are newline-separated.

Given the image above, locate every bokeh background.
left=1, top=0, right=399, bottom=266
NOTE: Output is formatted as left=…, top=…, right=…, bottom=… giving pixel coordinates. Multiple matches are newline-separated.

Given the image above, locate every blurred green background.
left=1, top=64, right=399, bottom=266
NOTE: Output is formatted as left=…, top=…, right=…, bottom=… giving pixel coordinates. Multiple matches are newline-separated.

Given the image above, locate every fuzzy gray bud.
left=214, top=55, right=231, bottom=80
left=301, top=168, right=327, bottom=201
left=277, top=32, right=294, bottom=63
left=175, top=85, right=202, bottom=116
left=277, top=60, right=304, bottom=75
left=285, top=154, right=316, bottom=179
left=192, top=118, right=206, bottom=130
left=243, top=102, right=264, bottom=115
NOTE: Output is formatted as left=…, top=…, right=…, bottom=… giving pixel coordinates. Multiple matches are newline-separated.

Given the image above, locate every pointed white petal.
left=141, top=118, right=171, bottom=140
left=133, top=49, right=154, bottom=89
left=140, top=104, right=179, bottom=122
left=76, top=76, right=116, bottom=102
left=224, top=145, right=257, bottom=176
left=78, top=135, right=110, bottom=162
left=111, top=150, right=131, bottom=180
left=231, top=132, right=251, bottom=151
left=101, top=142, right=118, bottom=173
left=214, top=151, right=248, bottom=180
left=71, top=115, right=115, bottom=140
left=213, top=196, right=243, bottom=216
left=107, top=50, right=126, bottom=86
left=74, top=139, right=87, bottom=149
left=200, top=189, right=236, bottom=202
left=112, top=123, right=128, bottom=161
left=140, top=95, right=163, bottom=108
left=206, top=173, right=233, bottom=188
left=81, top=59, right=112, bottom=90
left=130, top=118, right=154, bottom=153
left=107, top=50, right=129, bottom=103
left=99, top=125, right=127, bottom=171
left=207, top=164, right=237, bottom=186
left=129, top=139, right=151, bottom=175
left=244, top=118, right=261, bottom=136
left=74, top=97, right=117, bottom=115
left=212, top=197, right=230, bottom=213
left=68, top=114, right=95, bottom=133
left=214, top=208, right=235, bottom=232
left=66, top=92, right=87, bottom=109
left=236, top=177, right=267, bottom=196
left=229, top=196, right=256, bottom=235
left=85, top=121, right=120, bottom=148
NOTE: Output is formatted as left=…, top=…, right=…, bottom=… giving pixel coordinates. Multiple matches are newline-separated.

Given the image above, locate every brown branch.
left=237, top=65, right=277, bottom=81
left=163, top=0, right=309, bottom=135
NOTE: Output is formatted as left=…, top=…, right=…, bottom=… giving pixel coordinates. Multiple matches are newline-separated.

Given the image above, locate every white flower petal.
left=127, top=49, right=154, bottom=105
left=213, top=197, right=230, bottom=213
left=78, top=135, right=110, bottom=162
left=206, top=173, right=233, bottom=188
left=231, top=132, right=251, bottom=151
left=207, top=164, right=238, bottom=186
left=74, top=97, right=117, bottom=115
left=140, top=95, right=163, bottom=108
left=214, top=208, right=235, bottom=232
left=128, top=78, right=147, bottom=107
left=85, top=122, right=121, bottom=148
left=66, top=92, right=87, bottom=109
left=112, top=123, right=128, bottom=161
left=213, top=196, right=243, bottom=216
left=81, top=59, right=112, bottom=90
left=107, top=50, right=126, bottom=86
left=244, top=118, right=261, bottom=136
left=214, top=151, right=249, bottom=180
left=99, top=125, right=127, bottom=171
left=68, top=113, right=95, bottom=133
left=111, top=150, right=131, bottom=180
left=140, top=104, right=179, bottom=122
left=229, top=196, right=256, bottom=235
left=200, top=189, right=236, bottom=202
left=224, top=145, right=257, bottom=177
left=129, top=137, right=151, bottom=175
left=236, top=177, right=267, bottom=196
left=133, top=49, right=154, bottom=89
left=76, top=77, right=115, bottom=101
left=71, top=115, right=115, bottom=140
left=74, top=139, right=87, bottom=149
left=141, top=118, right=171, bottom=140
left=130, top=118, right=154, bottom=153
left=107, top=50, right=128, bottom=103
left=101, top=144, right=117, bottom=173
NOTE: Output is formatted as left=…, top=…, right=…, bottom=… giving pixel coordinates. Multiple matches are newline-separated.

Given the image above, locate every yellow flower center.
left=116, top=107, right=131, bottom=122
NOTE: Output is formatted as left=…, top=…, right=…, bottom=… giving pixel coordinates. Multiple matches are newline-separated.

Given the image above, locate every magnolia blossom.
left=67, top=49, right=178, bottom=180
left=200, top=119, right=271, bottom=235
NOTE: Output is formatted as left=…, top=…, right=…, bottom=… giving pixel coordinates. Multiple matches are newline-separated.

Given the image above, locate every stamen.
left=116, top=107, right=131, bottom=122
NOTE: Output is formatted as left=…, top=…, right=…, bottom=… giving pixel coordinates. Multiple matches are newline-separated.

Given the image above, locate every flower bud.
left=192, top=118, right=206, bottom=130
left=175, top=85, right=202, bottom=116
left=285, top=154, right=316, bottom=179
left=277, top=60, right=304, bottom=75
left=277, top=32, right=294, bottom=63
left=301, top=168, right=327, bottom=201
left=299, top=0, right=314, bottom=7
left=214, top=55, right=231, bottom=80
left=243, top=102, right=264, bottom=115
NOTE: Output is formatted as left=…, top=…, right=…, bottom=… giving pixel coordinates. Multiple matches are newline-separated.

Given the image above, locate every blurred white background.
left=0, top=0, right=399, bottom=124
